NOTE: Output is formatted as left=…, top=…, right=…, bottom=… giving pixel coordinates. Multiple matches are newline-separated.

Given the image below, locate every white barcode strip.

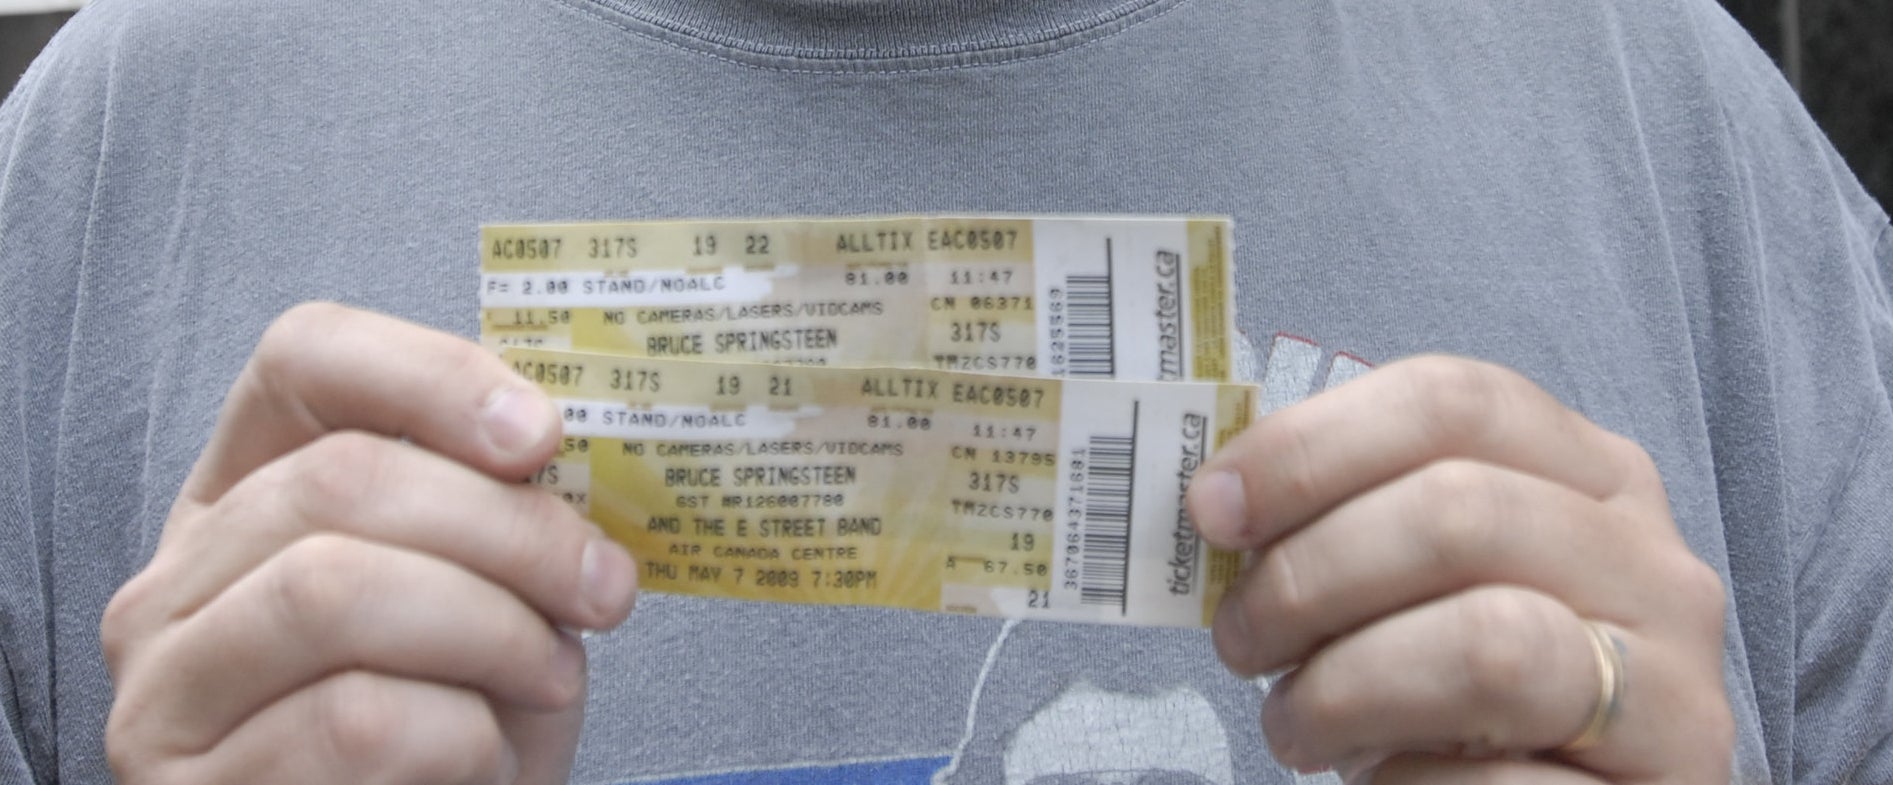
left=1079, top=402, right=1138, bottom=612
left=1064, top=240, right=1116, bottom=378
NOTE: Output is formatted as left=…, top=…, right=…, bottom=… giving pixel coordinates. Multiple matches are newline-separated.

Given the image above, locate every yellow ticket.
left=482, top=215, right=1233, bottom=381
left=506, top=347, right=1256, bottom=628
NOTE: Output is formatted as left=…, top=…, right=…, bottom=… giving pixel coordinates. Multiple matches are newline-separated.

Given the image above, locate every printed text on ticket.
left=506, top=347, right=1257, bottom=628
left=482, top=215, right=1233, bottom=381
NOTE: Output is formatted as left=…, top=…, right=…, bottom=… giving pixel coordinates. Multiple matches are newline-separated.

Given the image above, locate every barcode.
left=1064, top=240, right=1116, bottom=378
left=1079, top=402, right=1138, bottom=612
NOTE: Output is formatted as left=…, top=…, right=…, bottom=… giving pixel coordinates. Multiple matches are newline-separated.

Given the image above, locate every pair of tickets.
left=481, top=216, right=1257, bottom=627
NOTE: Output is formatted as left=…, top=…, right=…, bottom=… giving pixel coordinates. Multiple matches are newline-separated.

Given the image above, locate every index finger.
left=1187, top=355, right=1664, bottom=551
left=180, top=302, right=559, bottom=505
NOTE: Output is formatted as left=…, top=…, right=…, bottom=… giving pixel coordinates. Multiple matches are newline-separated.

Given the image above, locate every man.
left=3, top=0, right=1887, bottom=782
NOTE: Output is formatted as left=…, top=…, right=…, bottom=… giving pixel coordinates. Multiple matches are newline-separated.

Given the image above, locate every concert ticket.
left=504, top=346, right=1256, bottom=628
left=481, top=215, right=1233, bottom=381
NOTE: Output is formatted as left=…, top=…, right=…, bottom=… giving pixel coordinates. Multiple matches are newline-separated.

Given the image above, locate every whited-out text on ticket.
left=482, top=215, right=1233, bottom=381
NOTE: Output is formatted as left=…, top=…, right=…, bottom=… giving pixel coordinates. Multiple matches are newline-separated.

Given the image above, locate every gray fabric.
left=2, top=0, right=1889, bottom=783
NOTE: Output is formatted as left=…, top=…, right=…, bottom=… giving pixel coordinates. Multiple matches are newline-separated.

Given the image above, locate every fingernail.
left=1189, top=470, right=1251, bottom=545
left=549, top=628, right=586, bottom=701
left=496, top=739, right=521, bottom=784
left=1262, top=680, right=1300, bottom=767
left=1214, top=595, right=1255, bottom=660
left=580, top=538, right=637, bottom=622
left=481, top=386, right=552, bottom=457
left=1340, top=760, right=1376, bottom=785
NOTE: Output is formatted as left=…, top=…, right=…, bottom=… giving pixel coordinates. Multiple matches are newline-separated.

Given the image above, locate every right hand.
left=100, top=303, right=640, bottom=784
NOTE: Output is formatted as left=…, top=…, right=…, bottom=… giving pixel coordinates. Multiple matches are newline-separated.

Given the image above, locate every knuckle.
left=103, top=705, right=146, bottom=778
left=428, top=332, right=519, bottom=441
left=1268, top=415, right=1326, bottom=509
left=264, top=302, right=348, bottom=348
left=1669, top=553, right=1729, bottom=629
left=462, top=711, right=513, bottom=784
left=502, top=487, right=588, bottom=597
left=1601, top=430, right=1666, bottom=497
left=319, top=676, right=509, bottom=785
left=1416, top=458, right=1491, bottom=505
left=542, top=664, right=585, bottom=714
left=103, top=649, right=176, bottom=770
left=1434, top=760, right=1505, bottom=785
left=292, top=432, right=389, bottom=514
left=253, top=302, right=347, bottom=382
left=1374, top=754, right=1501, bottom=785
left=1288, top=670, right=1357, bottom=734
left=450, top=716, right=513, bottom=785
left=490, top=614, right=560, bottom=696
left=411, top=712, right=509, bottom=785
left=513, top=487, right=576, bottom=555
left=440, top=332, right=504, bottom=389
left=1604, top=429, right=1659, bottom=474
left=1210, top=599, right=1259, bottom=674
left=1253, top=546, right=1316, bottom=632
left=107, top=754, right=189, bottom=785
left=100, top=572, right=160, bottom=669
left=1399, top=356, right=1516, bottom=448
left=316, top=673, right=406, bottom=767
left=1414, top=461, right=1503, bottom=570
left=105, top=696, right=194, bottom=785
left=1454, top=591, right=1550, bottom=710
left=208, top=472, right=276, bottom=531
left=268, top=535, right=370, bottom=629
left=140, top=763, right=201, bottom=785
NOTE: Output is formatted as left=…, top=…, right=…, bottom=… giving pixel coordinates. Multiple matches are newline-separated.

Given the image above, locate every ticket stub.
left=481, top=215, right=1233, bottom=381
left=505, top=347, right=1256, bottom=628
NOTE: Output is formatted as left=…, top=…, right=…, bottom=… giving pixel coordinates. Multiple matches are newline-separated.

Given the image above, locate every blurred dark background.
left=1724, top=0, right=1891, bottom=211
left=1, top=3, right=1888, bottom=208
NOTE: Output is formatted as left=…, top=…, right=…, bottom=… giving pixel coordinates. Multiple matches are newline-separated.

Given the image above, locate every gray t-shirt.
left=3, top=0, right=1889, bottom=782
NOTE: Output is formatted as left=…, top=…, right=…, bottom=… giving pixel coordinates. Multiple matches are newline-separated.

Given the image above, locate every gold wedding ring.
left=1560, top=620, right=1625, bottom=752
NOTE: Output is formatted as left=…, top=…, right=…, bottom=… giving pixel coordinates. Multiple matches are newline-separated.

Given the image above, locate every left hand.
left=1187, top=356, right=1733, bottom=783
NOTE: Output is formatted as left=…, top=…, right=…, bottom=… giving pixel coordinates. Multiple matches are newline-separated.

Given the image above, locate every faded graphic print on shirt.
left=932, top=331, right=1366, bottom=785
